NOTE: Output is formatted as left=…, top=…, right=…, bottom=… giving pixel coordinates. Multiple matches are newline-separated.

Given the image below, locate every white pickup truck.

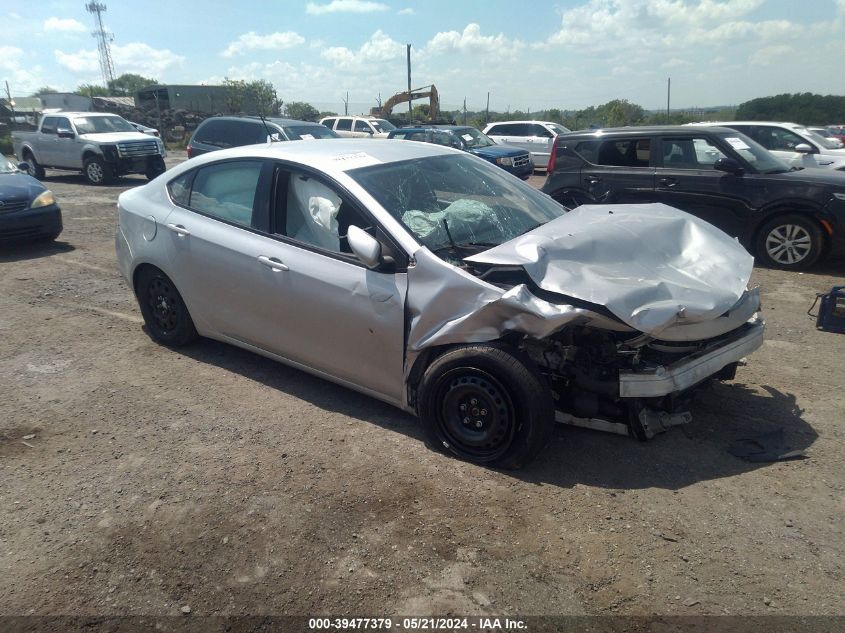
left=13, top=112, right=167, bottom=185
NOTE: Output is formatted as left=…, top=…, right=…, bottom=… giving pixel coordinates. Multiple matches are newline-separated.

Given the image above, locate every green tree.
left=736, top=93, right=845, bottom=125
left=31, top=86, right=59, bottom=97
left=75, top=83, right=110, bottom=97
left=283, top=101, right=320, bottom=121
left=223, top=78, right=282, bottom=116
left=107, top=73, right=158, bottom=96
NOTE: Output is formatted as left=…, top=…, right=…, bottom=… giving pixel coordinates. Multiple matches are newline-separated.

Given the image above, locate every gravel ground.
left=1, top=152, right=843, bottom=621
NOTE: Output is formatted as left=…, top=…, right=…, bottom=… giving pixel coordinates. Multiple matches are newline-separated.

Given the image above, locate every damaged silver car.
left=116, top=140, right=764, bottom=468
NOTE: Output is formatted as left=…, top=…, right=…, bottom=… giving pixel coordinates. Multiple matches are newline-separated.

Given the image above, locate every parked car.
left=187, top=116, right=339, bottom=158
left=116, top=139, right=764, bottom=468
left=128, top=121, right=160, bottom=138
left=482, top=120, right=571, bottom=169
left=0, top=155, right=62, bottom=242
left=387, top=125, right=534, bottom=179
left=692, top=121, right=845, bottom=171
left=542, top=126, right=845, bottom=270
left=825, top=126, right=845, bottom=144
left=319, top=116, right=396, bottom=138
left=12, top=112, right=167, bottom=185
left=808, top=127, right=844, bottom=149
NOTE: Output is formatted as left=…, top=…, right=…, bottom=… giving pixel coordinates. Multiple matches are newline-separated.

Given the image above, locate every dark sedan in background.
left=0, top=156, right=62, bottom=242
left=542, top=126, right=845, bottom=269
left=388, top=125, right=534, bottom=180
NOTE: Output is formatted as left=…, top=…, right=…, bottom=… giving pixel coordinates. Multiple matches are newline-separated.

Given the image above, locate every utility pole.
left=667, top=77, right=671, bottom=123
left=406, top=44, right=412, bottom=117
left=4, top=81, right=14, bottom=129
left=485, top=91, right=489, bottom=125
left=342, top=91, right=348, bottom=115
left=86, top=2, right=116, bottom=88
left=463, top=97, right=467, bottom=125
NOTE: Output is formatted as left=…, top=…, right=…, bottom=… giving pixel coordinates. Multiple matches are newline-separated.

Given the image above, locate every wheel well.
left=82, top=151, right=100, bottom=162
left=131, top=263, right=162, bottom=294
left=752, top=207, right=827, bottom=250
left=23, top=147, right=34, bottom=159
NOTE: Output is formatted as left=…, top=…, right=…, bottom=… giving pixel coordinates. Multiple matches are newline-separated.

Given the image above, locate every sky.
left=2, top=0, right=845, bottom=115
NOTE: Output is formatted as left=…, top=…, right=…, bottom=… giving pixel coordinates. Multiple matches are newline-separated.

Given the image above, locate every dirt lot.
left=1, top=152, right=844, bottom=622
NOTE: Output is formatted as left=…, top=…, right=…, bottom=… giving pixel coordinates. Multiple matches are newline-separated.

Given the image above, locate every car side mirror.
left=347, top=225, right=382, bottom=268
left=794, top=143, right=813, bottom=154
left=57, top=128, right=75, bottom=139
left=17, top=161, right=31, bottom=173
left=713, top=157, right=744, bottom=175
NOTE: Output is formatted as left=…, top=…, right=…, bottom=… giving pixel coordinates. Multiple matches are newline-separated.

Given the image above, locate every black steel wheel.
left=755, top=213, right=823, bottom=270
left=417, top=343, right=554, bottom=469
left=135, top=268, right=197, bottom=346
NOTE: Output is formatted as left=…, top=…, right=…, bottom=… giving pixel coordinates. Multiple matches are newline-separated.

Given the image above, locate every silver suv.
left=483, top=120, right=570, bottom=168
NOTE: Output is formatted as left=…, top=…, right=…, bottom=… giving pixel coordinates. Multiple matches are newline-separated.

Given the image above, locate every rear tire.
left=754, top=214, right=823, bottom=270
left=83, top=156, right=114, bottom=185
left=24, top=152, right=45, bottom=179
left=417, top=343, right=554, bottom=469
left=135, top=268, right=198, bottom=346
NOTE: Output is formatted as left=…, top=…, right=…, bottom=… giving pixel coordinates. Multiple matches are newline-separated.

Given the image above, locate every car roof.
left=558, top=125, right=741, bottom=137
left=485, top=120, right=556, bottom=125
left=200, top=115, right=314, bottom=126
left=691, top=121, right=804, bottom=128
left=44, top=112, right=120, bottom=118
left=178, top=138, right=457, bottom=175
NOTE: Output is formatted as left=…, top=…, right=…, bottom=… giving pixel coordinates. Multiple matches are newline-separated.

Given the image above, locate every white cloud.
left=55, top=43, right=184, bottom=77
left=749, top=44, right=795, bottom=66
left=398, top=7, right=415, bottom=15
left=321, top=30, right=405, bottom=69
left=306, top=0, right=389, bottom=15
left=221, top=31, right=306, bottom=57
left=43, top=17, right=86, bottom=33
left=424, top=23, right=521, bottom=56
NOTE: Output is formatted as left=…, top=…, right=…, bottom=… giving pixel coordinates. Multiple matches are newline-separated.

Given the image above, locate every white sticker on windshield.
left=331, top=152, right=382, bottom=169
left=462, top=134, right=473, bottom=142
left=300, top=134, right=314, bottom=140
left=725, top=137, right=750, bottom=150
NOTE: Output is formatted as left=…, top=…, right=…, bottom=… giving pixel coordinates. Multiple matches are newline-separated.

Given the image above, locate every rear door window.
left=194, top=120, right=225, bottom=146
left=584, top=138, right=651, bottom=167
left=487, top=123, right=514, bottom=136
left=188, top=160, right=263, bottom=227
left=335, top=118, right=353, bottom=132
left=40, top=117, right=58, bottom=135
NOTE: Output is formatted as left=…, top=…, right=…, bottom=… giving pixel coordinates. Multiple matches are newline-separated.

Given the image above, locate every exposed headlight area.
left=31, top=190, right=56, bottom=209
left=496, top=156, right=514, bottom=166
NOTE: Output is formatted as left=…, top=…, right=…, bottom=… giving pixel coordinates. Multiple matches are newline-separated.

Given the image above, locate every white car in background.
left=319, top=116, right=396, bottom=138
left=692, top=121, right=845, bottom=170
left=808, top=127, right=844, bottom=149
left=482, top=120, right=571, bottom=169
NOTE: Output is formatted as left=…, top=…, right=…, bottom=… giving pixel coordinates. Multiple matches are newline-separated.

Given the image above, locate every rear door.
left=574, top=136, right=656, bottom=204
left=525, top=123, right=555, bottom=168
left=37, top=116, right=60, bottom=165
left=653, top=134, right=753, bottom=239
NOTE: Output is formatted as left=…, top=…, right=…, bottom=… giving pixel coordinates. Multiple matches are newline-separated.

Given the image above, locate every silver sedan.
left=116, top=139, right=764, bottom=468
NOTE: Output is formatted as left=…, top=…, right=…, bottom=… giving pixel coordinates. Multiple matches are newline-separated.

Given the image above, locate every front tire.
left=755, top=214, right=823, bottom=270
left=417, top=344, right=554, bottom=469
left=135, top=268, right=198, bottom=346
left=146, top=156, right=166, bottom=180
left=83, top=156, right=114, bottom=185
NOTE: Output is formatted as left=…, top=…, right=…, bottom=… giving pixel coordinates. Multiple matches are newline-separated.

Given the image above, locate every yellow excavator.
left=371, top=85, right=440, bottom=121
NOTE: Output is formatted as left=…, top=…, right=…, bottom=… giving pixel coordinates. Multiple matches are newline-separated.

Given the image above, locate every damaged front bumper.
left=618, top=315, right=765, bottom=398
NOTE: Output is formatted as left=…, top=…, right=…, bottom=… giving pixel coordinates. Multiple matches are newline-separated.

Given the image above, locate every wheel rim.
left=87, top=162, right=104, bottom=183
left=434, top=368, right=516, bottom=462
left=145, top=277, right=180, bottom=334
left=765, top=223, right=812, bottom=265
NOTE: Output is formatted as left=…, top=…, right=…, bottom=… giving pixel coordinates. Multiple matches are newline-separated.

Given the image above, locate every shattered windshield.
left=349, top=154, right=566, bottom=254
left=73, top=116, right=136, bottom=134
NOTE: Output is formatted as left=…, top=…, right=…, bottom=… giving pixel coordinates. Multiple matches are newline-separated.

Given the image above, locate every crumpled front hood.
left=465, top=203, right=754, bottom=336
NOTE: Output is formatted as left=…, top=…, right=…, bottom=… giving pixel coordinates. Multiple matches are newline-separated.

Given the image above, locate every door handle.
left=166, top=223, right=190, bottom=237
left=585, top=175, right=601, bottom=184
left=658, top=177, right=677, bottom=188
left=257, top=255, right=289, bottom=272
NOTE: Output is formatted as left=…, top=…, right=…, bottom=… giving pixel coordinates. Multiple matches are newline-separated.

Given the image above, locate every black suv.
left=187, top=116, right=338, bottom=158
left=542, top=126, right=845, bottom=269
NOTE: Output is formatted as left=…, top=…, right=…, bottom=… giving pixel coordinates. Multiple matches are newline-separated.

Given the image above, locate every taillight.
left=186, top=145, right=193, bottom=159
left=547, top=135, right=559, bottom=173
